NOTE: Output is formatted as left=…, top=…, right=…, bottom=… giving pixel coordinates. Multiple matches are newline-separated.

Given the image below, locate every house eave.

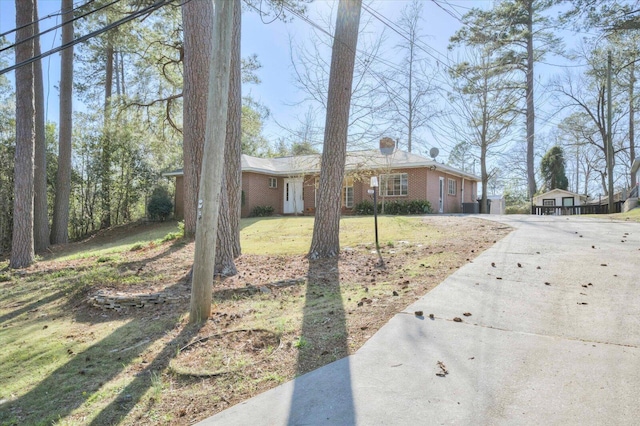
left=162, top=150, right=480, bottom=182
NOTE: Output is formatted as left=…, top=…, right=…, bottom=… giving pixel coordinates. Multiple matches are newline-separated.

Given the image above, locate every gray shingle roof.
left=163, top=149, right=480, bottom=181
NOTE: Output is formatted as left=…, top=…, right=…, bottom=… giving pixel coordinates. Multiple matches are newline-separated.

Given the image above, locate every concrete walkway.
left=199, top=215, right=640, bottom=425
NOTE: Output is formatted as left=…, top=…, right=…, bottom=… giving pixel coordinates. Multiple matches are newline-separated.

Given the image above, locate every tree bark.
left=33, top=4, right=49, bottom=253
left=525, top=0, right=537, bottom=199
left=11, top=0, right=36, bottom=269
left=190, top=0, right=234, bottom=323
left=51, top=0, right=74, bottom=245
left=181, top=0, right=213, bottom=238
left=215, top=0, right=242, bottom=276
left=309, top=0, right=362, bottom=259
left=630, top=61, right=636, bottom=188
left=101, top=42, right=114, bottom=229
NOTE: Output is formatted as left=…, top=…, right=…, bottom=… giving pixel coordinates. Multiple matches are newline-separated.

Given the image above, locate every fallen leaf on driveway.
left=436, top=361, right=448, bottom=377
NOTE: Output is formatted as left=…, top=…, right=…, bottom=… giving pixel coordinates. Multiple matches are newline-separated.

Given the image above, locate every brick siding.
left=173, top=167, right=478, bottom=219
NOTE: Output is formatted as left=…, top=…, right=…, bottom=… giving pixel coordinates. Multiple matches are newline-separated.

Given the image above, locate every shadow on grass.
left=287, top=256, right=355, bottom=425
left=44, top=221, right=184, bottom=262
left=88, top=322, right=202, bottom=425
left=0, top=277, right=196, bottom=425
left=115, top=238, right=190, bottom=274
left=0, top=290, right=66, bottom=325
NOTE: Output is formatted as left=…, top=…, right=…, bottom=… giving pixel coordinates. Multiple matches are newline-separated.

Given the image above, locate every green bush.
left=406, top=199, right=432, bottom=214
left=354, top=200, right=375, bottom=215
left=147, top=186, right=173, bottom=221
left=505, top=204, right=530, bottom=214
left=250, top=205, right=275, bottom=217
left=355, top=199, right=432, bottom=215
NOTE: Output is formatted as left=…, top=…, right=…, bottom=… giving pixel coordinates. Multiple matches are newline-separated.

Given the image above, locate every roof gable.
left=535, top=188, right=586, bottom=199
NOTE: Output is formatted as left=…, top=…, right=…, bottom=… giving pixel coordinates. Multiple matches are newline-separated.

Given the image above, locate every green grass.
left=52, top=221, right=182, bottom=262
left=585, top=206, right=640, bottom=222
left=614, top=206, right=640, bottom=222
left=241, top=216, right=436, bottom=255
left=0, top=215, right=463, bottom=425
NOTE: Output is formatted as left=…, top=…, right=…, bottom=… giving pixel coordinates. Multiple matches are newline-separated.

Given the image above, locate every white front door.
left=438, top=177, right=445, bottom=213
left=284, top=178, right=304, bottom=214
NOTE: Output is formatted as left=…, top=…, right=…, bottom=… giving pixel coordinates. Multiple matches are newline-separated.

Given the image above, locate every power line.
left=0, top=0, right=98, bottom=39
left=0, top=0, right=178, bottom=76
left=0, top=0, right=123, bottom=55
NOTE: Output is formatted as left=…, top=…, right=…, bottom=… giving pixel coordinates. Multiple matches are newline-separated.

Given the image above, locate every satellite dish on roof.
left=429, top=147, right=439, bottom=159
left=379, top=137, right=395, bottom=155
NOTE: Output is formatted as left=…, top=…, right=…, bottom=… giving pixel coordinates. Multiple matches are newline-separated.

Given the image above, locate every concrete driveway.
left=200, top=215, right=640, bottom=425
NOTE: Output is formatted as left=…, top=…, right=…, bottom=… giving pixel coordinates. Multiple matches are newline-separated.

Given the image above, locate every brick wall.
left=242, top=172, right=282, bottom=217
left=303, top=176, right=316, bottom=215
left=173, top=168, right=479, bottom=219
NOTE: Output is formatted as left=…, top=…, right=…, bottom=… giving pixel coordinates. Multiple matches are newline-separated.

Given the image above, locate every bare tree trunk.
left=11, top=0, right=36, bottom=269
left=33, top=4, right=49, bottom=253
left=309, top=0, right=362, bottom=260
left=190, top=0, right=234, bottom=323
left=630, top=61, right=637, bottom=187
left=525, top=0, right=537, bottom=199
left=182, top=0, right=213, bottom=238
left=51, top=0, right=74, bottom=245
left=215, top=0, right=242, bottom=276
left=480, top=142, right=488, bottom=214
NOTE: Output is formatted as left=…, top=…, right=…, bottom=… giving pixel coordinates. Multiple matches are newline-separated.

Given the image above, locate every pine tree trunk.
left=33, top=4, right=49, bottom=253
left=525, top=0, right=537, bottom=199
left=11, top=0, right=36, bottom=269
left=101, top=42, right=114, bottom=229
left=309, top=0, right=362, bottom=260
left=181, top=0, right=213, bottom=238
left=51, top=0, right=74, bottom=245
left=215, top=0, right=242, bottom=276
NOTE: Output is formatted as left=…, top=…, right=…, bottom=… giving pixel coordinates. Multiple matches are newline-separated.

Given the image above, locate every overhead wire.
left=0, top=0, right=123, bottom=55
left=0, top=0, right=98, bottom=39
left=0, top=0, right=178, bottom=76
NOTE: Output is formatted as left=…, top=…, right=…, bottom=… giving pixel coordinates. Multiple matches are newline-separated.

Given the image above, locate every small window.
left=562, top=197, right=574, bottom=207
left=543, top=199, right=555, bottom=206
left=342, top=177, right=354, bottom=208
left=268, top=177, right=277, bottom=189
left=380, top=173, right=408, bottom=196
left=448, top=179, right=456, bottom=196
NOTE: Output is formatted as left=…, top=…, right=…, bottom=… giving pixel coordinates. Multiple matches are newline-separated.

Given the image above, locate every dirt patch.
left=1, top=216, right=510, bottom=425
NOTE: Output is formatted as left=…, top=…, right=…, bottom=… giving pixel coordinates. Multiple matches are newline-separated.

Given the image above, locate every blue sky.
left=0, top=1, right=477, bottom=142
left=0, top=0, right=582, bottom=163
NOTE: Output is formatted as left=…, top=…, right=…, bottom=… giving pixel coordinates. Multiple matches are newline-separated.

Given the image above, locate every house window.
left=343, top=177, right=354, bottom=208
left=448, top=178, right=456, bottom=196
left=268, top=177, right=277, bottom=189
left=562, top=197, right=574, bottom=207
left=543, top=199, right=555, bottom=206
left=380, top=173, right=408, bottom=196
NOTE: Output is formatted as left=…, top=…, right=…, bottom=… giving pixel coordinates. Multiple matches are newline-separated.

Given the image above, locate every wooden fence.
left=531, top=201, right=623, bottom=216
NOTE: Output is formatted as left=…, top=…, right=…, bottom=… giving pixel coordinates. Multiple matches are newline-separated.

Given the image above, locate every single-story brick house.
left=164, top=149, right=480, bottom=218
